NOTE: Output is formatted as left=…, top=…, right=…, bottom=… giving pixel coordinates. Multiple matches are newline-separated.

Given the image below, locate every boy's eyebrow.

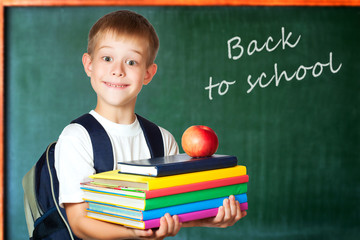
left=98, top=45, right=144, bottom=56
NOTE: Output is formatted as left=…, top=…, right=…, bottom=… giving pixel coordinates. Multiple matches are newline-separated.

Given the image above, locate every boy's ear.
left=82, top=53, right=92, bottom=77
left=143, top=63, right=157, bottom=85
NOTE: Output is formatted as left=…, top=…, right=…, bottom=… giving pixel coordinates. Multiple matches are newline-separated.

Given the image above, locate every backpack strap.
left=136, top=114, right=164, bottom=158
left=71, top=114, right=114, bottom=173
left=72, top=113, right=164, bottom=172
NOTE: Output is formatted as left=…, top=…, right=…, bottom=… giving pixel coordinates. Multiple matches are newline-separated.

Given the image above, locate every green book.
left=83, top=183, right=247, bottom=211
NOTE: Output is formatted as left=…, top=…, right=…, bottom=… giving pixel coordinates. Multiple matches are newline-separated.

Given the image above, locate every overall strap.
left=71, top=114, right=114, bottom=173
left=136, top=114, right=164, bottom=158
left=72, top=113, right=164, bottom=172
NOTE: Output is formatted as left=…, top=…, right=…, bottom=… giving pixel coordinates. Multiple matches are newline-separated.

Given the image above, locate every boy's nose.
left=112, top=72, right=124, bottom=77
left=112, top=64, right=125, bottom=77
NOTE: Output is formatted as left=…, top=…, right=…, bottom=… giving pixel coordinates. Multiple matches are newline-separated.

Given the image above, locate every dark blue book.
left=118, top=153, right=238, bottom=177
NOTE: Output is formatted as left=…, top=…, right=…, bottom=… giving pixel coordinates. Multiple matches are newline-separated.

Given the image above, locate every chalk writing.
left=247, top=52, right=342, bottom=93
left=205, top=27, right=342, bottom=100
left=227, top=27, right=301, bottom=60
left=205, top=77, right=236, bottom=100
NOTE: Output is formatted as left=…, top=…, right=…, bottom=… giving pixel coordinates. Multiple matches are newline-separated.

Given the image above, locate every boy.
left=55, top=10, right=246, bottom=239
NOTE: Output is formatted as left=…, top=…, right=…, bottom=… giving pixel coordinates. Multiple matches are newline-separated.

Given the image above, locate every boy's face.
left=83, top=32, right=157, bottom=113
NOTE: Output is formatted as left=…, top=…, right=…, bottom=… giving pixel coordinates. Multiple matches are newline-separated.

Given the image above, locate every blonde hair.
left=87, top=10, right=159, bottom=66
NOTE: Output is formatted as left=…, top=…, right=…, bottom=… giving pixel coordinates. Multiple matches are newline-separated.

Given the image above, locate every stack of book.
left=81, top=153, right=249, bottom=229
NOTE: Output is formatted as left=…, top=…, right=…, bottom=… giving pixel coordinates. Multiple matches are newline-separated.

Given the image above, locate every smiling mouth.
left=105, top=82, right=128, bottom=88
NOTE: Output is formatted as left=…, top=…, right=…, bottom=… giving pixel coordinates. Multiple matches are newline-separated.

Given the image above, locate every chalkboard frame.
left=0, top=0, right=359, bottom=239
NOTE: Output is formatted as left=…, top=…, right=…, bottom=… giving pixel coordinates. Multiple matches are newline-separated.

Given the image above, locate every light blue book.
left=87, top=193, right=247, bottom=221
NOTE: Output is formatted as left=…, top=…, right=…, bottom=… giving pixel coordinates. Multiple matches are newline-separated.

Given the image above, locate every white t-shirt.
left=54, top=110, right=179, bottom=207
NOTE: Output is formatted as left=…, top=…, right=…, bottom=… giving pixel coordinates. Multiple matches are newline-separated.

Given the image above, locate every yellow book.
left=89, top=165, right=246, bottom=190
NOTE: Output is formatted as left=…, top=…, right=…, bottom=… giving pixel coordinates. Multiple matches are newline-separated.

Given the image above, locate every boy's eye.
left=102, top=56, right=113, bottom=62
left=126, top=60, right=137, bottom=66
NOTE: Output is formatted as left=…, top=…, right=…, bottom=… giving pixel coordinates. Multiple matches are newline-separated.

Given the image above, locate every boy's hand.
left=183, top=195, right=247, bottom=228
left=133, top=213, right=182, bottom=239
left=206, top=195, right=247, bottom=228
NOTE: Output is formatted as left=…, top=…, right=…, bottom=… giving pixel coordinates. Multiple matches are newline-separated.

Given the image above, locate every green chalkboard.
left=5, top=6, right=359, bottom=240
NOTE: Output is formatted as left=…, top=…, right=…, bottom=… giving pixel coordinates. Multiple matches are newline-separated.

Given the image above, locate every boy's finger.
left=228, top=195, right=238, bottom=217
left=213, top=206, right=225, bottom=223
left=164, top=213, right=174, bottom=234
left=227, top=200, right=241, bottom=226
left=172, top=215, right=182, bottom=236
left=155, top=216, right=168, bottom=237
left=234, top=201, right=242, bottom=222
left=133, top=228, right=154, bottom=238
left=222, top=198, right=232, bottom=221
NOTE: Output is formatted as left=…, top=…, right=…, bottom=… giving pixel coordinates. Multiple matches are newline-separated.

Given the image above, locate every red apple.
left=181, top=125, right=219, bottom=157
